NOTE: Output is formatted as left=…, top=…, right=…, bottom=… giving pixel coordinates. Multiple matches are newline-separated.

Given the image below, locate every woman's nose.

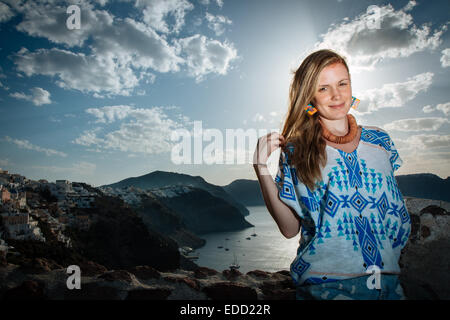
left=330, top=87, right=342, bottom=100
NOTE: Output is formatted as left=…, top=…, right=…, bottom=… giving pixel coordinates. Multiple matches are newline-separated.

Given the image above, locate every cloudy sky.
left=0, top=0, right=449, bottom=187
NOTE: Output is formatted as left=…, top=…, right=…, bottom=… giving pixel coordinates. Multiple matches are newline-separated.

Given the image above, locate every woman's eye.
left=340, top=82, right=348, bottom=86
left=319, top=87, right=326, bottom=92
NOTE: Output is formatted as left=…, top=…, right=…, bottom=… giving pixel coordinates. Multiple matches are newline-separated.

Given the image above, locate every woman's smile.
left=329, top=102, right=345, bottom=109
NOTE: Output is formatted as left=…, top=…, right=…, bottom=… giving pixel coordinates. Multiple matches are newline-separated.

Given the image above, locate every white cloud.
left=199, top=0, right=223, bottom=7
left=422, top=105, right=434, bottom=113
left=3, top=136, right=67, bottom=157
left=383, top=117, right=449, bottom=132
left=74, top=105, right=189, bottom=154
left=421, top=102, right=450, bottom=115
left=205, top=12, right=232, bottom=36
left=10, top=87, right=51, bottom=106
left=252, top=113, right=266, bottom=123
left=0, top=1, right=14, bottom=23
left=10, top=1, right=237, bottom=96
left=394, top=133, right=450, bottom=177
left=398, top=150, right=450, bottom=178
left=134, top=0, right=194, bottom=34
left=94, top=0, right=109, bottom=6
left=315, top=1, right=446, bottom=71
left=85, top=105, right=134, bottom=123
left=13, top=47, right=158, bottom=97
left=175, top=34, right=238, bottom=82
left=440, top=48, right=450, bottom=68
left=437, top=102, right=450, bottom=116
left=356, top=72, right=433, bottom=114
left=92, top=18, right=183, bottom=73
left=72, top=127, right=104, bottom=148
left=5, top=0, right=109, bottom=47
left=397, top=134, right=450, bottom=152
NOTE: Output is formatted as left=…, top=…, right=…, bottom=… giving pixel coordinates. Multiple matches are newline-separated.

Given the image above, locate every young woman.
left=253, top=49, right=411, bottom=300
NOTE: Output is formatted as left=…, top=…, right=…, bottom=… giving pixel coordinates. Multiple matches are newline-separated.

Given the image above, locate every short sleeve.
left=375, top=127, right=403, bottom=173
left=388, top=134, right=403, bottom=172
left=274, top=144, right=308, bottom=220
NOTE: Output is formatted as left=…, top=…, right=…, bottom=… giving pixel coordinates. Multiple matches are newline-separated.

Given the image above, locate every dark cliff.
left=149, top=185, right=254, bottom=234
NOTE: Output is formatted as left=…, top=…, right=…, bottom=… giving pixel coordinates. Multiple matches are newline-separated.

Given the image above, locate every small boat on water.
left=251, top=227, right=257, bottom=237
left=246, top=237, right=251, bottom=240
left=178, top=246, right=199, bottom=260
left=229, top=253, right=240, bottom=270
left=184, top=255, right=199, bottom=260
left=225, top=248, right=229, bottom=251
left=179, top=246, right=193, bottom=254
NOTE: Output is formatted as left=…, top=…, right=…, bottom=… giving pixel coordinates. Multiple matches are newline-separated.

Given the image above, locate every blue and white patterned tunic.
left=274, top=125, right=411, bottom=286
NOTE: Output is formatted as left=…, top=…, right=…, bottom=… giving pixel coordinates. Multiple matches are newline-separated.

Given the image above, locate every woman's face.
left=312, top=62, right=352, bottom=121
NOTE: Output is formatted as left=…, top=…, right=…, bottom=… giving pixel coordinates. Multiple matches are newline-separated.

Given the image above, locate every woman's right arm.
left=253, top=133, right=301, bottom=239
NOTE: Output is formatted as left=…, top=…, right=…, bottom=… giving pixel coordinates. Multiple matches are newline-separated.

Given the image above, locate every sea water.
left=194, top=206, right=300, bottom=273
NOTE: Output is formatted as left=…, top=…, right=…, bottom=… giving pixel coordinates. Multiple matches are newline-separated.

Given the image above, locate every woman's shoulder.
left=360, top=124, right=386, bottom=133
left=359, top=125, right=394, bottom=139
left=359, top=125, right=397, bottom=152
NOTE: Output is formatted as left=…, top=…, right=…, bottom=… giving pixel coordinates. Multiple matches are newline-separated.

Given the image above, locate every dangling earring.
left=304, top=103, right=317, bottom=116
left=351, top=96, right=360, bottom=109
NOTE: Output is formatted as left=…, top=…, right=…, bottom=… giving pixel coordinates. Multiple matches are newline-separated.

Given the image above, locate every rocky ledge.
left=0, top=263, right=296, bottom=300
left=399, top=198, right=450, bottom=300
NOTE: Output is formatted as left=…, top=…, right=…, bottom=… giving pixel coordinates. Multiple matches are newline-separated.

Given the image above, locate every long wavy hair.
left=280, top=49, right=350, bottom=191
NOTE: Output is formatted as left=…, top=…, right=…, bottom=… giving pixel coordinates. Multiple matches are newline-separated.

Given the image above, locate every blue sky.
left=0, top=0, right=449, bottom=187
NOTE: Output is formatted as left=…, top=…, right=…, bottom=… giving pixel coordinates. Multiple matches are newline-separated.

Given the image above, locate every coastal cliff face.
left=148, top=185, right=254, bottom=235
left=133, top=191, right=206, bottom=250
left=132, top=185, right=254, bottom=248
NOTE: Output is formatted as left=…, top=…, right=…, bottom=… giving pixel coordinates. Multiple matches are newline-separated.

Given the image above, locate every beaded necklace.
left=319, top=114, right=358, bottom=144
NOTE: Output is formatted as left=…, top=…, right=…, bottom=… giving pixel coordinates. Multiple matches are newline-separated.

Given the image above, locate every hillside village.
left=0, top=168, right=193, bottom=263
left=0, top=168, right=101, bottom=259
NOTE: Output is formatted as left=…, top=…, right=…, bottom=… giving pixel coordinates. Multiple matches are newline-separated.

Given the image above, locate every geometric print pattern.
left=291, top=257, right=310, bottom=279
left=354, top=216, right=384, bottom=270
left=360, top=127, right=403, bottom=173
left=360, top=159, right=383, bottom=194
left=360, top=127, right=391, bottom=150
left=337, top=149, right=363, bottom=189
left=274, top=127, right=411, bottom=286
